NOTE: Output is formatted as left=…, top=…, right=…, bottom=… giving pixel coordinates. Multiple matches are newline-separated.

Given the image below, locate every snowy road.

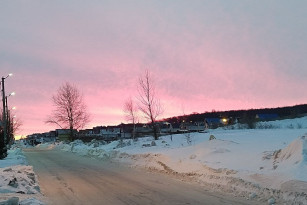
left=23, top=148, right=260, bottom=205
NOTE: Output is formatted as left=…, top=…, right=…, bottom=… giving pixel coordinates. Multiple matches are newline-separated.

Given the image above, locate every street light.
left=1, top=73, right=13, bottom=158
left=5, top=91, right=16, bottom=147
left=5, top=73, right=13, bottom=78
left=9, top=92, right=15, bottom=96
left=5, top=92, right=16, bottom=110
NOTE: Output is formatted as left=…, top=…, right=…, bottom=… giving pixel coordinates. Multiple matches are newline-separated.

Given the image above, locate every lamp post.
left=1, top=73, right=12, bottom=158
left=5, top=92, right=15, bottom=146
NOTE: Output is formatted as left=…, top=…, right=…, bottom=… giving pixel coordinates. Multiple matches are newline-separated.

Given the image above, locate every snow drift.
left=276, top=135, right=307, bottom=166
left=0, top=146, right=46, bottom=205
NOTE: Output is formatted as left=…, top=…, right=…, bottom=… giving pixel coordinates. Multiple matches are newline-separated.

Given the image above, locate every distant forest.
left=163, top=104, right=307, bottom=125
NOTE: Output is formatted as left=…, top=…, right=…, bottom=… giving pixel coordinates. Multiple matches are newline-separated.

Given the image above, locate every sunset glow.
left=1, top=1, right=306, bottom=137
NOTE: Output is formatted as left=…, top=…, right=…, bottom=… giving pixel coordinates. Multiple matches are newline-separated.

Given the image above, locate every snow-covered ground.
left=0, top=146, right=46, bottom=205
left=53, top=116, right=307, bottom=204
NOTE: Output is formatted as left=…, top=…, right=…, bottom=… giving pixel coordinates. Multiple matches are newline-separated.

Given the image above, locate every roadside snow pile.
left=0, top=148, right=27, bottom=168
left=19, top=197, right=45, bottom=205
left=256, top=116, right=307, bottom=129
left=0, top=166, right=40, bottom=194
left=119, top=134, right=307, bottom=204
left=271, top=135, right=307, bottom=181
left=0, top=196, right=44, bottom=205
left=0, top=147, right=46, bottom=205
left=57, top=139, right=116, bottom=159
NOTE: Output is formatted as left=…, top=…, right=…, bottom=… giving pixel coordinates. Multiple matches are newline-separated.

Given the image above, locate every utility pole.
left=5, top=96, right=11, bottom=146
left=1, top=77, right=7, bottom=158
left=0, top=73, right=12, bottom=159
left=2, top=77, right=7, bottom=144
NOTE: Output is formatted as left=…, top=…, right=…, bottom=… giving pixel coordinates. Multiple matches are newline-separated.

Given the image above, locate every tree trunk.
left=69, top=127, right=74, bottom=142
left=152, top=122, right=158, bottom=140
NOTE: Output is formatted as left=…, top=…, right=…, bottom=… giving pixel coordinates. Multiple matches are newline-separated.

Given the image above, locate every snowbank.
left=0, top=147, right=46, bottom=205
left=56, top=140, right=114, bottom=159
left=0, top=165, right=40, bottom=194
left=0, top=148, right=27, bottom=168
left=256, top=116, right=307, bottom=129
left=272, top=135, right=307, bottom=182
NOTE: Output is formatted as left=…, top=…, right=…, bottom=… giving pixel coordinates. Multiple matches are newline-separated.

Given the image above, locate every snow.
left=0, top=165, right=40, bottom=194
left=0, top=145, right=46, bottom=205
left=0, top=148, right=27, bottom=168
left=19, top=197, right=45, bottom=205
left=256, top=116, right=307, bottom=129
left=53, top=116, right=307, bottom=204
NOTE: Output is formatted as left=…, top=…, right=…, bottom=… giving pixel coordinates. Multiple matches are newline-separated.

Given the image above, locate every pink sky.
left=1, top=1, right=307, bottom=137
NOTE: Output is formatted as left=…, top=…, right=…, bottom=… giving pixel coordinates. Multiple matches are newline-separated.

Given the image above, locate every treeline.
left=163, top=104, right=307, bottom=124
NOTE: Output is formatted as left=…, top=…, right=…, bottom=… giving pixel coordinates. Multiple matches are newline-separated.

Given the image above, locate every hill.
left=163, top=104, right=307, bottom=125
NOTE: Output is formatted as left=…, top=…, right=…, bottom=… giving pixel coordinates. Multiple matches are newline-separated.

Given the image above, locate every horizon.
left=1, top=1, right=307, bottom=138
left=20, top=102, right=307, bottom=138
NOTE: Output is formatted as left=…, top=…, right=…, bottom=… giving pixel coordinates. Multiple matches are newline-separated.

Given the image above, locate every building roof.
left=256, top=113, right=279, bottom=120
left=205, top=118, right=220, bottom=123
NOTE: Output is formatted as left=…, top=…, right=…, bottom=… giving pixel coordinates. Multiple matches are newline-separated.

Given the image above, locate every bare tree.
left=12, top=117, right=22, bottom=135
left=8, top=115, right=23, bottom=146
left=0, top=109, right=21, bottom=155
left=123, top=97, right=138, bottom=139
left=46, top=82, right=90, bottom=141
left=0, top=109, right=7, bottom=159
left=137, top=70, right=163, bottom=140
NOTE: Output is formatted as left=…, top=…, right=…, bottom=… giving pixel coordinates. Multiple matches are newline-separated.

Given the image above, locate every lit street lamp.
left=5, top=92, right=16, bottom=146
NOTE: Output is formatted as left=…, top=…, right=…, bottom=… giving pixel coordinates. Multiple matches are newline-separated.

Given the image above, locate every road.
left=24, top=148, right=260, bottom=205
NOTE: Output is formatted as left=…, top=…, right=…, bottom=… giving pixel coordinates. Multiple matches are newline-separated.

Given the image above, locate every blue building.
left=256, top=114, right=279, bottom=121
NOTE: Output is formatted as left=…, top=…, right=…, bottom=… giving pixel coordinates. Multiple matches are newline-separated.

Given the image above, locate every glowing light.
left=10, top=92, right=16, bottom=96
left=12, top=106, right=17, bottom=110
left=4, top=73, right=13, bottom=79
left=14, top=135, right=22, bottom=140
left=222, top=118, right=228, bottom=123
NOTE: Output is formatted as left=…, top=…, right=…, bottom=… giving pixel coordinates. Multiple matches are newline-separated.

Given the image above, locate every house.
left=106, top=126, right=121, bottom=134
left=25, top=133, right=41, bottom=145
left=56, top=129, right=77, bottom=141
left=178, top=121, right=205, bottom=132
left=92, top=125, right=121, bottom=140
left=171, top=123, right=181, bottom=133
left=92, top=126, right=105, bottom=135
left=41, top=131, right=56, bottom=143
left=135, top=124, right=152, bottom=133
left=158, top=122, right=173, bottom=134
left=77, top=129, right=94, bottom=137
left=256, top=114, right=279, bottom=121
left=119, top=124, right=136, bottom=139
left=187, top=121, right=205, bottom=132
left=120, top=123, right=160, bottom=138
left=205, top=118, right=221, bottom=128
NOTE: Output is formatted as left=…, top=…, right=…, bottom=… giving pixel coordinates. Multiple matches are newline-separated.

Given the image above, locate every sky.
left=1, top=0, right=307, bottom=138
